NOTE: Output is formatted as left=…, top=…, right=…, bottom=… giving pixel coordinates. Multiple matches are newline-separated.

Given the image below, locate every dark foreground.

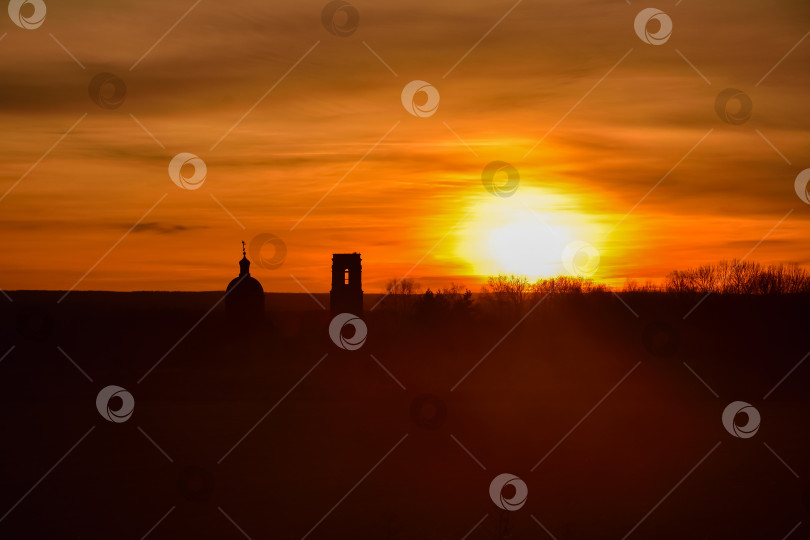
left=0, top=291, right=809, bottom=539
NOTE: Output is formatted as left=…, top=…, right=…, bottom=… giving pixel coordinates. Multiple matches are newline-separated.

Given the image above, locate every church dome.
left=226, top=272, right=264, bottom=295
left=225, top=242, right=264, bottom=321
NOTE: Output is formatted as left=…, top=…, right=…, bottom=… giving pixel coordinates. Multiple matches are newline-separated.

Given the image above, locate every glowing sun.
left=457, top=189, right=600, bottom=279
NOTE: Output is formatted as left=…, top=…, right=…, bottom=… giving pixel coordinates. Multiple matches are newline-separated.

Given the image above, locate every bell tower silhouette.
left=330, top=253, right=363, bottom=316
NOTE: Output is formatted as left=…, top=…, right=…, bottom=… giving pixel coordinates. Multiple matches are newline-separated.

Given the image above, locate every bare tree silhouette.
left=665, top=260, right=810, bottom=294
left=378, top=277, right=421, bottom=316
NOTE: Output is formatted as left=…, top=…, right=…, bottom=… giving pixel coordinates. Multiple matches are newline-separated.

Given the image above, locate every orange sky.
left=0, top=0, right=808, bottom=293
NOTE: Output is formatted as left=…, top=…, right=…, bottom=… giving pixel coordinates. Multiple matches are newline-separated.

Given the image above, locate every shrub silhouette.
left=414, top=284, right=474, bottom=325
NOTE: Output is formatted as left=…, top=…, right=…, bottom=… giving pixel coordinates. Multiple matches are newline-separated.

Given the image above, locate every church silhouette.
left=224, top=244, right=364, bottom=320
left=225, top=241, right=265, bottom=321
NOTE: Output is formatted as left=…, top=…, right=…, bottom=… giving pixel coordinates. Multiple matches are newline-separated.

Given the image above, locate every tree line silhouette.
left=378, top=260, right=810, bottom=320
left=663, top=260, right=810, bottom=294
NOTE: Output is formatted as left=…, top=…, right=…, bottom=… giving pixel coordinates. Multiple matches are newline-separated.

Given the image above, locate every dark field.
left=1, top=291, right=809, bottom=539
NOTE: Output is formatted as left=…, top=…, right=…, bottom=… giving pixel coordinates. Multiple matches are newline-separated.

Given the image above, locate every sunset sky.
left=0, top=0, right=808, bottom=293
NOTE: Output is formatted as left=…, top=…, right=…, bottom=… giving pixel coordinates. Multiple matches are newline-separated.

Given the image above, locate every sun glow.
left=456, top=189, right=602, bottom=280
left=486, top=214, right=573, bottom=277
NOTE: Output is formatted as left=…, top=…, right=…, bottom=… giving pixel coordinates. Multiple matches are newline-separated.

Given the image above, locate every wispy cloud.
left=0, top=0, right=808, bottom=291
